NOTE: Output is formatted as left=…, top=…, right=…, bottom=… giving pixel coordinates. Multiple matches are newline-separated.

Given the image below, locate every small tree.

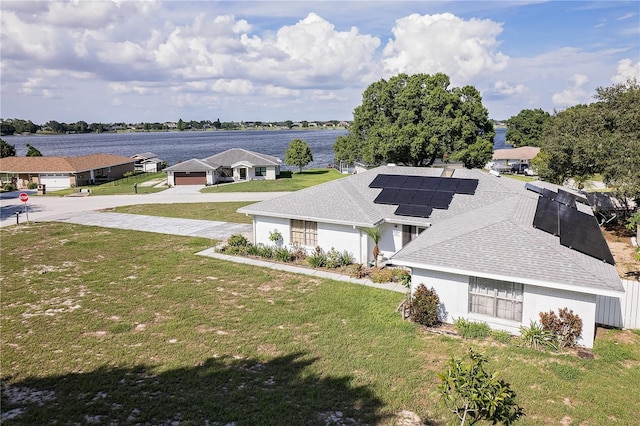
left=25, top=143, right=42, bottom=157
left=1, top=138, right=16, bottom=158
left=361, top=226, right=383, bottom=268
left=410, top=284, right=440, bottom=326
left=539, top=308, right=583, bottom=349
left=439, top=348, right=524, bottom=425
left=285, top=138, right=313, bottom=173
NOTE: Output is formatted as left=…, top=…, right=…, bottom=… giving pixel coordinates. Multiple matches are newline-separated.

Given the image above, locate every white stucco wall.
left=411, top=268, right=598, bottom=348
left=254, top=215, right=290, bottom=246
left=167, top=171, right=175, bottom=186
left=318, top=222, right=362, bottom=263
left=266, top=166, right=277, bottom=180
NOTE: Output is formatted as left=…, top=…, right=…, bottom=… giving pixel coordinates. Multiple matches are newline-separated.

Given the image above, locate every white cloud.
left=211, top=79, right=254, bottom=95
left=552, top=74, right=590, bottom=107
left=492, top=81, right=527, bottom=96
left=611, top=58, right=640, bottom=83
left=107, top=83, right=157, bottom=95
left=381, top=13, right=509, bottom=84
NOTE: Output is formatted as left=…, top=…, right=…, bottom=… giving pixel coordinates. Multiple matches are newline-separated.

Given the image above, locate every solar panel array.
left=369, top=174, right=478, bottom=218
left=528, top=184, right=615, bottom=265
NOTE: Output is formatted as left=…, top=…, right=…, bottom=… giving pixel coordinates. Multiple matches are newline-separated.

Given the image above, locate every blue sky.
left=1, top=1, right=638, bottom=123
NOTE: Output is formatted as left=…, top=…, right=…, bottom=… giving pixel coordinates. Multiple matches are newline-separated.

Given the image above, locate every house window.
left=469, top=277, right=523, bottom=321
left=291, top=220, right=317, bottom=246
left=255, top=167, right=267, bottom=177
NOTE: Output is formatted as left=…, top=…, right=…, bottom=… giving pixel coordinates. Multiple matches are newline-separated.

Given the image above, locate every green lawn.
left=201, top=168, right=345, bottom=193
left=113, top=202, right=254, bottom=223
left=45, top=172, right=167, bottom=196
left=2, top=224, right=639, bottom=425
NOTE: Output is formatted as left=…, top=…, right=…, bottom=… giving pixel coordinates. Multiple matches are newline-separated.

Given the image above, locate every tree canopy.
left=505, top=108, right=552, bottom=147
left=1, top=138, right=16, bottom=158
left=534, top=78, right=640, bottom=206
left=26, top=143, right=43, bottom=157
left=284, top=138, right=313, bottom=173
left=333, top=73, right=494, bottom=169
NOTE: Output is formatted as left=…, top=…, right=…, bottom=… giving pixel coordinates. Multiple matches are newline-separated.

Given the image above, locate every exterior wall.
left=376, top=223, right=402, bottom=262
left=411, top=268, right=598, bottom=348
left=254, top=215, right=290, bottom=247
left=265, top=166, right=278, bottom=180
left=167, top=171, right=175, bottom=186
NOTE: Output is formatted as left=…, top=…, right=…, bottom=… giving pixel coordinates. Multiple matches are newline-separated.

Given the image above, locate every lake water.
left=5, top=127, right=507, bottom=169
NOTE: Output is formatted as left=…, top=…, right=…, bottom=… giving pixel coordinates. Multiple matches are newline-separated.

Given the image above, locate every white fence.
left=596, top=279, right=640, bottom=329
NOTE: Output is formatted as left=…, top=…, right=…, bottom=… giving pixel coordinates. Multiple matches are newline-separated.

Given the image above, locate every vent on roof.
left=369, top=174, right=478, bottom=219
left=528, top=184, right=614, bottom=265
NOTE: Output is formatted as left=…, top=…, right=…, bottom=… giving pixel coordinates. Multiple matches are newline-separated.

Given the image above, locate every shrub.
left=454, top=318, right=491, bottom=339
left=306, top=246, right=326, bottom=268
left=539, top=308, right=583, bottom=349
left=227, top=234, right=249, bottom=248
left=410, top=285, right=441, bottom=326
left=347, top=263, right=368, bottom=279
left=438, top=348, right=525, bottom=425
left=3, top=183, right=17, bottom=192
left=273, top=246, right=292, bottom=262
left=256, top=243, right=275, bottom=259
left=268, top=229, right=283, bottom=243
left=369, top=267, right=395, bottom=283
left=246, top=244, right=262, bottom=256
left=27, top=182, right=38, bottom=189
left=519, top=321, right=557, bottom=351
left=491, top=330, right=512, bottom=344
left=289, top=243, right=307, bottom=262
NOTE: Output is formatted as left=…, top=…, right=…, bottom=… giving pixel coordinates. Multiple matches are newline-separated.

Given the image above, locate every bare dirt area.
left=603, top=224, right=639, bottom=280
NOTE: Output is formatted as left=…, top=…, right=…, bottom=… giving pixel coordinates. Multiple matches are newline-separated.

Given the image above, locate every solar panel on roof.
left=554, top=189, right=577, bottom=208
left=393, top=189, right=416, bottom=204
left=437, top=178, right=459, bottom=192
left=409, top=190, right=435, bottom=206
left=395, top=204, right=433, bottom=218
left=559, top=205, right=615, bottom=265
left=387, top=175, right=408, bottom=189
left=374, top=188, right=398, bottom=204
left=456, top=179, right=479, bottom=195
left=525, top=182, right=544, bottom=195
left=533, top=196, right=559, bottom=235
left=369, top=174, right=394, bottom=188
left=542, top=188, right=557, bottom=200
left=418, top=177, right=442, bottom=190
left=403, top=176, right=424, bottom=189
left=431, top=192, right=454, bottom=209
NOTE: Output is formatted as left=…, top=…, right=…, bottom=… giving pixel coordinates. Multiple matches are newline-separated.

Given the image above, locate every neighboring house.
left=237, top=165, right=623, bottom=348
left=489, top=146, right=540, bottom=173
left=131, top=152, right=164, bottom=173
left=165, top=148, right=281, bottom=186
left=0, top=153, right=135, bottom=190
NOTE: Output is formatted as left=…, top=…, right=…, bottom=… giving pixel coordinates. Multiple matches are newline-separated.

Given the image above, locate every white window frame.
left=469, top=277, right=523, bottom=322
left=290, top=219, right=317, bottom=247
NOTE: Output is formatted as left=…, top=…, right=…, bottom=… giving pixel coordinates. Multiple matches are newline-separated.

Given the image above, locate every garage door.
left=39, top=174, right=71, bottom=190
left=174, top=172, right=206, bottom=185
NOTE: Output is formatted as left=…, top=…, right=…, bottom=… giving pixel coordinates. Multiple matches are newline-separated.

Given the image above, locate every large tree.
left=285, top=138, right=313, bottom=173
left=505, top=108, right=552, bottom=147
left=1, top=138, right=16, bottom=157
left=26, top=143, right=43, bottom=157
left=333, top=73, right=494, bottom=168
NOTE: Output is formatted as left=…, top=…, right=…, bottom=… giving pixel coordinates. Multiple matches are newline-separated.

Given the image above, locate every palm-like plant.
left=362, top=226, right=383, bottom=268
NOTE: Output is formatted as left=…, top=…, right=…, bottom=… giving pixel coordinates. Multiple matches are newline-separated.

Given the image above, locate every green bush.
left=539, top=308, right=583, bottom=349
left=369, top=267, right=395, bottom=283
left=3, top=183, right=17, bottom=192
left=519, top=321, right=557, bottom=351
left=227, top=234, right=249, bottom=248
left=256, top=243, right=275, bottom=259
left=491, top=330, right=512, bottom=344
left=325, top=247, right=353, bottom=268
left=273, top=246, right=293, bottom=262
left=410, top=284, right=441, bottom=327
left=306, top=246, right=326, bottom=268
left=454, top=318, right=491, bottom=339
left=27, top=182, right=38, bottom=189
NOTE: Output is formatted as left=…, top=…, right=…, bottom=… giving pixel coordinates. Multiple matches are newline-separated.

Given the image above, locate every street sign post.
left=19, top=192, right=29, bottom=222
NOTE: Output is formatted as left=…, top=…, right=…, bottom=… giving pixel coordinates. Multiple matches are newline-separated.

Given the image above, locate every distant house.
left=237, top=165, right=623, bottom=348
left=131, top=152, right=164, bottom=173
left=489, top=146, right=540, bottom=173
left=164, top=148, right=281, bottom=186
left=0, top=153, right=135, bottom=190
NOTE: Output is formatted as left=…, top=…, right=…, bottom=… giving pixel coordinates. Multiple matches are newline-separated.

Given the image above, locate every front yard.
left=2, top=223, right=639, bottom=425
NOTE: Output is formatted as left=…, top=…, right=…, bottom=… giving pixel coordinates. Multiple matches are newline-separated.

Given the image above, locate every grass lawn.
left=201, top=168, right=345, bottom=193
left=45, top=172, right=167, bottom=196
left=113, top=202, right=254, bottom=223
left=2, top=223, right=639, bottom=425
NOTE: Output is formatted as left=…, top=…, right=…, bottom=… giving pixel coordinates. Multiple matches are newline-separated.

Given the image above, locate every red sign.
left=19, top=192, right=29, bottom=203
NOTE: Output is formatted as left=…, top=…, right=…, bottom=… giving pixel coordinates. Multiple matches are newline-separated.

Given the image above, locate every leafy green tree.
left=285, top=138, right=313, bottom=173
left=177, top=118, right=187, bottom=131
left=25, top=144, right=42, bottom=157
left=439, top=348, right=524, bottom=425
left=1, top=122, right=16, bottom=136
left=213, top=118, right=222, bottom=129
left=74, top=121, right=89, bottom=133
left=505, top=108, right=552, bottom=147
left=1, top=138, right=16, bottom=157
left=334, top=73, right=494, bottom=168
left=46, top=120, right=65, bottom=133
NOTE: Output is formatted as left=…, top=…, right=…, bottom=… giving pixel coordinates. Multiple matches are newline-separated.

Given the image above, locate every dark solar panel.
left=393, top=189, right=416, bottom=205
left=431, top=192, right=454, bottom=209
left=418, top=177, right=442, bottom=190
left=542, top=188, right=557, bottom=200
left=403, top=176, right=424, bottom=189
left=409, top=190, right=435, bottom=206
left=559, top=205, right=615, bottom=265
left=525, top=183, right=544, bottom=195
left=533, top=196, right=559, bottom=235
left=554, top=189, right=577, bottom=208
left=437, top=178, right=459, bottom=192
left=456, top=179, right=479, bottom=195
left=374, top=188, right=398, bottom=204
left=395, top=204, right=433, bottom=218
left=369, top=174, right=393, bottom=188
left=387, top=175, right=408, bottom=188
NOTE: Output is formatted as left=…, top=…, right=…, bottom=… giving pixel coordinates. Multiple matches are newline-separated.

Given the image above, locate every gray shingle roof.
left=164, top=158, right=219, bottom=172
left=203, top=148, right=281, bottom=167
left=240, top=166, right=623, bottom=295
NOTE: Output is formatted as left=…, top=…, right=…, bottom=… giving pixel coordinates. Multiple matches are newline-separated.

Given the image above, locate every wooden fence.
left=596, top=279, right=640, bottom=329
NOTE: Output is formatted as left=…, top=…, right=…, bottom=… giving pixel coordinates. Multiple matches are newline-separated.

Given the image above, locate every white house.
left=131, top=152, right=164, bottom=173
left=237, top=165, right=623, bottom=348
left=489, top=146, right=540, bottom=174
left=164, top=148, right=281, bottom=186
